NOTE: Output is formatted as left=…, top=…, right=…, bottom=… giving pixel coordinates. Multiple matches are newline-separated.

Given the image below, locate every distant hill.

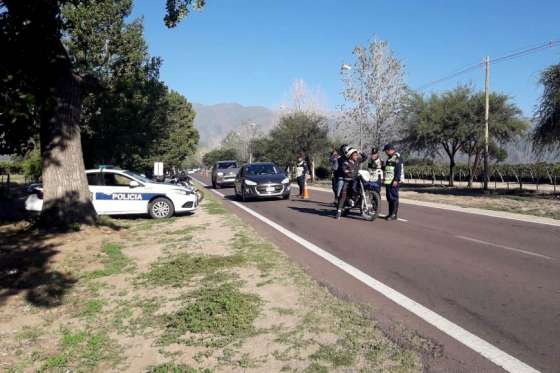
left=193, top=103, right=277, bottom=148
left=192, top=103, right=558, bottom=163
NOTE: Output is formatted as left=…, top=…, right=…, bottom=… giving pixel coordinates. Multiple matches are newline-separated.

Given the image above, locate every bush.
left=22, top=148, right=42, bottom=181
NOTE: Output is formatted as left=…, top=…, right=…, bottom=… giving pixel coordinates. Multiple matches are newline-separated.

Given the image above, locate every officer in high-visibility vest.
left=383, top=143, right=403, bottom=220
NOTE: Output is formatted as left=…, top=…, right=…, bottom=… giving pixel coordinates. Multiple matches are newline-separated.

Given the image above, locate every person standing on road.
left=383, top=144, right=403, bottom=221
left=368, top=147, right=384, bottom=184
left=333, top=144, right=350, bottom=204
left=295, top=153, right=309, bottom=198
left=329, top=150, right=340, bottom=205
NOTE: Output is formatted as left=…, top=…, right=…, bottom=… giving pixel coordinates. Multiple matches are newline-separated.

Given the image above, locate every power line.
left=417, top=39, right=560, bottom=91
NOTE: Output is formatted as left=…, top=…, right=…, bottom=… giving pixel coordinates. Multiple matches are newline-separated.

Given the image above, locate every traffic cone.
left=303, top=181, right=310, bottom=199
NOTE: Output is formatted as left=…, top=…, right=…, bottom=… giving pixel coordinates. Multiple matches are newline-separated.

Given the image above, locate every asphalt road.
left=196, top=176, right=560, bottom=372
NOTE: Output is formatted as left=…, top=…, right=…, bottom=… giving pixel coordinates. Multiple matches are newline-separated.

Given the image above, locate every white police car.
left=25, top=168, right=198, bottom=219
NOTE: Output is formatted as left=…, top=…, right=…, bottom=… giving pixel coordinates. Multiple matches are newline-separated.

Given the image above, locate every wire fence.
left=404, top=163, right=560, bottom=193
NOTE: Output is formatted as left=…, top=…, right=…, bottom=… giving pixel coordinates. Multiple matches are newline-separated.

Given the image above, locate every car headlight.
left=245, top=179, right=257, bottom=186
left=281, top=177, right=289, bottom=184
left=171, top=188, right=192, bottom=195
left=217, top=172, right=223, bottom=176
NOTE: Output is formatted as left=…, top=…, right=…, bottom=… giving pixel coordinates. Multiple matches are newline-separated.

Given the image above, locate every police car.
left=25, top=168, right=198, bottom=219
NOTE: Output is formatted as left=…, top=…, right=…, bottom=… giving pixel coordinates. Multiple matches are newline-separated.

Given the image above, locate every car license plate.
left=265, top=186, right=275, bottom=192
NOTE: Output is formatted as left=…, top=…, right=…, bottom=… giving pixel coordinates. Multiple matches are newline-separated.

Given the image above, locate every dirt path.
left=1, top=192, right=424, bottom=372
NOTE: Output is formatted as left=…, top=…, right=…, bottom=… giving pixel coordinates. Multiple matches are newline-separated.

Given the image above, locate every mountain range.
left=192, top=102, right=558, bottom=163
left=193, top=103, right=277, bottom=149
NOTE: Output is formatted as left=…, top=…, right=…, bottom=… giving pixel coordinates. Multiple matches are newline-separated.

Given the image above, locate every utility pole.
left=483, top=56, right=490, bottom=191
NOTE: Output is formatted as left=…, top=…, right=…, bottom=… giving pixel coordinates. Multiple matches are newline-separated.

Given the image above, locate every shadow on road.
left=288, top=206, right=337, bottom=218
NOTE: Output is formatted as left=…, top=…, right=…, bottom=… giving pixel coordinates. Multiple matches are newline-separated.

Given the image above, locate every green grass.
left=79, top=299, right=105, bottom=318
left=39, top=328, right=120, bottom=371
left=142, top=253, right=246, bottom=287
left=83, top=242, right=133, bottom=280
left=162, top=284, right=261, bottom=346
left=202, top=193, right=229, bottom=215
left=147, top=363, right=213, bottom=373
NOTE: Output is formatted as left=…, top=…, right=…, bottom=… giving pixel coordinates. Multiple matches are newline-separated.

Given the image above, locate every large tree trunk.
left=39, top=67, right=97, bottom=226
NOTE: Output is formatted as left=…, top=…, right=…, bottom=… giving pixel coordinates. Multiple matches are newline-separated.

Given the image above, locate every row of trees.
left=337, top=38, right=559, bottom=187
left=401, top=86, right=527, bottom=186
left=0, top=0, right=203, bottom=225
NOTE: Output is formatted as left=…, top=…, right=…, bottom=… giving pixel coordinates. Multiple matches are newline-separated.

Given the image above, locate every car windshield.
left=124, top=170, right=152, bottom=183
left=218, top=161, right=238, bottom=169
left=246, top=164, right=279, bottom=175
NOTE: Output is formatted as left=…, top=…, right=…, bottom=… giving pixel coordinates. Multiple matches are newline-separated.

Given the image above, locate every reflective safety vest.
left=384, top=154, right=400, bottom=184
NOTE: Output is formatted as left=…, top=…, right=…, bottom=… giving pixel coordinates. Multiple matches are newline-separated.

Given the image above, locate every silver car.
left=211, top=160, right=240, bottom=188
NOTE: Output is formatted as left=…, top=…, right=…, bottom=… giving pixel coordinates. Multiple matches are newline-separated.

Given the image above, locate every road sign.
left=154, top=162, right=164, bottom=176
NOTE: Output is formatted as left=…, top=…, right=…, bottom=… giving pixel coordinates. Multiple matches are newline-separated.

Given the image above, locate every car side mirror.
left=129, top=180, right=140, bottom=188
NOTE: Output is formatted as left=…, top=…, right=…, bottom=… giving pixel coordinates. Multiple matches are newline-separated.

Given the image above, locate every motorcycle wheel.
left=361, top=191, right=380, bottom=221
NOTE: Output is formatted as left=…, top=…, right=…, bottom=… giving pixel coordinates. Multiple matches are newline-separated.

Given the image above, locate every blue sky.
left=132, top=0, right=560, bottom=116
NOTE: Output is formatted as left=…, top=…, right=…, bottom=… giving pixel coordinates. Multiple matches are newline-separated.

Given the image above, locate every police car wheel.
left=149, top=197, right=174, bottom=219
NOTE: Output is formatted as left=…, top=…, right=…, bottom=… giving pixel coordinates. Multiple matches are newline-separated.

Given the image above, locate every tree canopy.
left=0, top=0, right=204, bottom=225
left=251, top=112, right=330, bottom=169
left=401, top=86, right=527, bottom=186
left=533, top=63, right=560, bottom=152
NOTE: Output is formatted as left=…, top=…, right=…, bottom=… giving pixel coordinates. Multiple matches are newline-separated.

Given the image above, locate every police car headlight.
left=171, top=188, right=192, bottom=195
left=281, top=177, right=289, bottom=184
left=244, top=179, right=257, bottom=186
left=217, top=172, right=223, bottom=176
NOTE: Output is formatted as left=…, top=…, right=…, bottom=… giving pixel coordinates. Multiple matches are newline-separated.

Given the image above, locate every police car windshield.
left=218, top=162, right=238, bottom=169
left=246, top=164, right=279, bottom=175
left=123, top=171, right=151, bottom=183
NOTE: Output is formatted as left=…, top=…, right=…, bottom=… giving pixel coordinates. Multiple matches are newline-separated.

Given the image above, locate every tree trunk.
left=449, top=159, right=455, bottom=187
left=467, top=153, right=473, bottom=188
left=40, top=68, right=97, bottom=226
left=471, top=150, right=481, bottom=188
left=310, top=158, right=316, bottom=183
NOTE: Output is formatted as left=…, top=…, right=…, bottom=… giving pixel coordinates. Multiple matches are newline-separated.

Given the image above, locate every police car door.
left=97, top=172, right=148, bottom=214
left=86, top=171, right=104, bottom=214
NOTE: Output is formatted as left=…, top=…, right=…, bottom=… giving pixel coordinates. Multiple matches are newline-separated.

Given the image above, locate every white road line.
left=398, top=218, right=408, bottom=222
left=456, top=235, right=553, bottom=260
left=193, top=177, right=540, bottom=373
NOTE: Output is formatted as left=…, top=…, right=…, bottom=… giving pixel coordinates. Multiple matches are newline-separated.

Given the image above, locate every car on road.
left=25, top=168, right=198, bottom=219
left=211, top=160, right=240, bottom=188
left=234, top=162, right=291, bottom=201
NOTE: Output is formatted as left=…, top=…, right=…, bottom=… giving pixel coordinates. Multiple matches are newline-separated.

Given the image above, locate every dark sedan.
left=234, top=162, right=291, bottom=201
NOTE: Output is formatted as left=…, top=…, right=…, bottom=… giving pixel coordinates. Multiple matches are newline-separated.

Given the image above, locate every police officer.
left=295, top=153, right=309, bottom=198
left=368, top=147, right=384, bottom=184
left=329, top=149, right=340, bottom=205
left=383, top=144, right=403, bottom=220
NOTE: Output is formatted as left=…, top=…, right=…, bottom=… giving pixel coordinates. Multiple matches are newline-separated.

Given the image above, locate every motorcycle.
left=167, top=174, right=205, bottom=203
left=340, top=170, right=381, bottom=221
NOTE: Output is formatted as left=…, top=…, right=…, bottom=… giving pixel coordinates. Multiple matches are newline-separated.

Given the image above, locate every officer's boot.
left=391, top=201, right=399, bottom=220
left=386, top=200, right=394, bottom=220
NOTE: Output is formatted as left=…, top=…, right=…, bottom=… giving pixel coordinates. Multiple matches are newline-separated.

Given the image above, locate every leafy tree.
left=462, top=92, right=527, bottom=186
left=0, top=0, right=204, bottom=226
left=402, top=87, right=476, bottom=186
left=533, top=63, right=560, bottom=152
left=22, top=147, right=42, bottom=182
left=340, top=38, right=407, bottom=149
left=202, top=148, right=239, bottom=167
left=401, top=86, right=526, bottom=186
left=250, top=112, right=329, bottom=177
left=64, top=2, right=198, bottom=173
left=155, top=90, right=199, bottom=170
